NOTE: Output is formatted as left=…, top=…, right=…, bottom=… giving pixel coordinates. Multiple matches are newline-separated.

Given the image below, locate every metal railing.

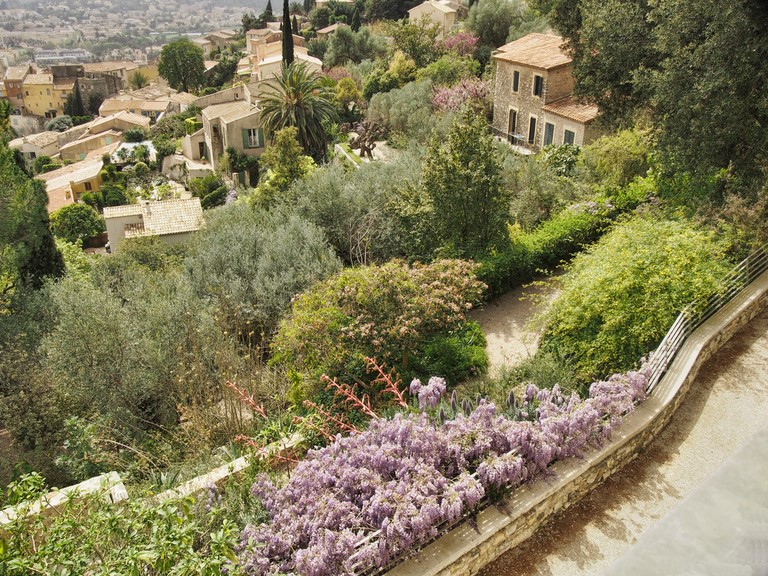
left=490, top=126, right=533, bottom=150
left=645, top=244, right=768, bottom=394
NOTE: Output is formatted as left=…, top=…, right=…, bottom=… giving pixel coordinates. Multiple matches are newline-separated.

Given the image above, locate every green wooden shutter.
left=242, top=129, right=249, bottom=148
left=257, top=127, right=264, bottom=147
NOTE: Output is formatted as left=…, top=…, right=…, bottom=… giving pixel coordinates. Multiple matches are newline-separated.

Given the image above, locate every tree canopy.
left=0, top=144, right=63, bottom=307
left=422, top=109, right=510, bottom=259
left=158, top=38, right=206, bottom=93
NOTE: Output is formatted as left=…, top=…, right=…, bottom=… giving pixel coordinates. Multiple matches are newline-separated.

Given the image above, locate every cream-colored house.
left=246, top=29, right=306, bottom=64
left=491, top=33, right=600, bottom=152
left=192, top=37, right=214, bottom=58
left=36, top=158, right=104, bottom=213
left=59, top=130, right=123, bottom=162
left=201, top=100, right=265, bottom=171
left=8, top=131, right=61, bottom=163
left=407, top=1, right=457, bottom=36
left=103, top=198, right=205, bottom=252
left=257, top=53, right=322, bottom=81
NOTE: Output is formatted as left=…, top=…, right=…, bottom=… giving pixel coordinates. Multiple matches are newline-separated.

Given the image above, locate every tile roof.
left=103, top=203, right=142, bottom=217
left=409, top=0, right=456, bottom=14
left=105, top=198, right=205, bottom=238
left=37, top=159, right=103, bottom=190
left=9, top=130, right=60, bottom=149
left=493, top=33, right=571, bottom=70
left=202, top=100, right=257, bottom=122
left=542, top=95, right=599, bottom=123
left=23, top=73, right=53, bottom=85
left=83, top=61, right=137, bottom=74
left=170, top=92, right=198, bottom=105
left=60, top=129, right=122, bottom=152
left=53, top=78, right=76, bottom=90
left=4, top=65, right=32, bottom=81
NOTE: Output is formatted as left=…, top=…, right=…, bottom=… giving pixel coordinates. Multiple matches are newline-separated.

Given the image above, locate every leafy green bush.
left=539, top=216, right=732, bottom=381
left=412, top=321, right=488, bottom=383
left=0, top=482, right=245, bottom=575
left=579, top=128, right=652, bottom=187
left=49, top=203, right=105, bottom=244
left=478, top=202, right=612, bottom=297
left=270, top=259, right=487, bottom=404
left=186, top=203, right=341, bottom=339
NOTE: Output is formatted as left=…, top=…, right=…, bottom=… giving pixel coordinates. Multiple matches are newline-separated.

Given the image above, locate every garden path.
left=470, top=277, right=561, bottom=377
left=478, top=307, right=768, bottom=576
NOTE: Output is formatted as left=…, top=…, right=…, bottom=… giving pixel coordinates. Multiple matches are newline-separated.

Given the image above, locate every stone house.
left=103, top=198, right=205, bottom=252
left=3, top=65, right=33, bottom=113
left=491, top=33, right=600, bottom=152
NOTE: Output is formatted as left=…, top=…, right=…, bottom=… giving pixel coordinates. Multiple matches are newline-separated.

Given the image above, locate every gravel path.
left=478, top=308, right=768, bottom=576
left=471, top=279, right=560, bottom=376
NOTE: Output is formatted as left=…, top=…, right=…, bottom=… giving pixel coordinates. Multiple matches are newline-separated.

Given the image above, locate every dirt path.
left=471, top=278, right=560, bottom=376
left=478, top=308, right=768, bottom=576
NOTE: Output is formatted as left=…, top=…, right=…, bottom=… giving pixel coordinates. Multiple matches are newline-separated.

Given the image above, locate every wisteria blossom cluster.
left=410, top=376, right=447, bottom=410
left=236, top=367, right=649, bottom=576
left=432, top=77, right=491, bottom=112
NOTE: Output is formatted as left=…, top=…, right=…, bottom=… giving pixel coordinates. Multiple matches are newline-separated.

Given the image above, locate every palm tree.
left=258, top=62, right=338, bottom=159
left=129, top=70, right=150, bottom=90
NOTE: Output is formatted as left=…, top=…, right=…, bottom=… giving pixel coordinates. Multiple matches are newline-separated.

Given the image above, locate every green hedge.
left=478, top=203, right=612, bottom=298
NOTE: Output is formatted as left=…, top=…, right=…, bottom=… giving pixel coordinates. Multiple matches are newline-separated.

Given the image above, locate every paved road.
left=478, top=308, right=768, bottom=576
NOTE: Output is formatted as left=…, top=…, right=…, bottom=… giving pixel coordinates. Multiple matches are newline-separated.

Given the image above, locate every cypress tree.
left=282, top=0, right=295, bottom=66
left=292, top=14, right=299, bottom=35
left=351, top=8, right=361, bottom=31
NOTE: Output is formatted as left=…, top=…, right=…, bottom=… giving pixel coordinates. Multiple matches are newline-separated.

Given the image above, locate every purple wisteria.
left=410, top=376, right=447, bottom=410
left=236, top=367, right=649, bottom=576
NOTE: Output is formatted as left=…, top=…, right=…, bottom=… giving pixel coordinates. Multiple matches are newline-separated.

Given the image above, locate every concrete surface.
left=478, top=308, right=768, bottom=576
left=604, top=423, right=768, bottom=575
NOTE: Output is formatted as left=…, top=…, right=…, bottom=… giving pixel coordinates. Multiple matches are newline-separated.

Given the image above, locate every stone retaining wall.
left=386, top=271, right=768, bottom=576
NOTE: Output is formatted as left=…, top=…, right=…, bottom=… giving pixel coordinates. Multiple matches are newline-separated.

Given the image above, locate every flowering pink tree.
left=438, top=32, right=479, bottom=57
left=432, top=77, right=491, bottom=112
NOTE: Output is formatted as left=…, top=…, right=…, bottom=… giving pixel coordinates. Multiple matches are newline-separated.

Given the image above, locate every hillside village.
left=1, top=0, right=767, bottom=574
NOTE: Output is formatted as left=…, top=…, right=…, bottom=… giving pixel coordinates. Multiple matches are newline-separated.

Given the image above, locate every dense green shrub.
left=186, top=203, right=341, bottom=340
left=478, top=202, right=612, bottom=297
left=579, top=129, right=652, bottom=187
left=412, top=321, right=488, bottom=383
left=270, top=259, right=487, bottom=404
left=539, top=216, right=732, bottom=381
left=49, top=203, right=105, bottom=244
left=290, top=150, right=422, bottom=264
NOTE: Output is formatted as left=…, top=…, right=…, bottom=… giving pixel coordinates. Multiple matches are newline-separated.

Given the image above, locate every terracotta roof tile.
left=105, top=198, right=205, bottom=237
left=542, top=96, right=599, bottom=123
left=492, top=33, right=571, bottom=70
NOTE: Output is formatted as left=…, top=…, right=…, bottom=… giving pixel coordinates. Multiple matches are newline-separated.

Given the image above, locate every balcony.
left=490, top=126, right=535, bottom=155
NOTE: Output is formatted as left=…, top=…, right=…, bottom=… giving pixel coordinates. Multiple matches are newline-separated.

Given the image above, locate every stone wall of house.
left=492, top=60, right=575, bottom=148
left=386, top=272, right=768, bottom=576
left=544, top=65, right=574, bottom=103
